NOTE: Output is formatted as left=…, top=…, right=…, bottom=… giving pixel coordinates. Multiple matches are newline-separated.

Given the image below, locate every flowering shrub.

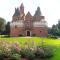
left=9, top=53, right=20, bottom=60
left=35, top=46, right=54, bottom=58
left=20, top=49, right=35, bottom=60
left=0, top=40, right=54, bottom=60
left=0, top=41, right=21, bottom=60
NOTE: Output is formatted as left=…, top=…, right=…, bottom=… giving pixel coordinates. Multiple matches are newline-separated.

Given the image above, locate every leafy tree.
left=5, top=22, right=10, bottom=35
left=0, top=17, right=6, bottom=33
left=57, top=19, right=60, bottom=30
left=48, top=19, right=60, bottom=36
left=56, top=20, right=60, bottom=36
left=48, top=27, right=52, bottom=34
left=51, top=25, right=58, bottom=36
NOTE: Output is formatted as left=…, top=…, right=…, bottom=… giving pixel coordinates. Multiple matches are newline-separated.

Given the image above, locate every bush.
left=1, top=35, right=10, bottom=38
left=34, top=46, right=44, bottom=58
left=0, top=50, right=5, bottom=60
left=10, top=53, right=20, bottom=60
left=0, top=40, right=54, bottom=60
left=0, top=49, right=11, bottom=60
left=47, top=34, right=57, bottom=39
left=35, top=46, right=54, bottom=58
left=19, top=34, right=23, bottom=37
left=43, top=46, right=54, bottom=58
left=0, top=41, right=21, bottom=60
left=32, top=34, right=36, bottom=37
left=20, top=49, right=35, bottom=60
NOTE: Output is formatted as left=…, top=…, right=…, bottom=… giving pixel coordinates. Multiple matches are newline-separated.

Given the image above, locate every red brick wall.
left=33, top=16, right=45, bottom=21
left=10, top=26, right=48, bottom=37
left=10, top=27, right=24, bottom=37
left=32, top=27, right=48, bottom=37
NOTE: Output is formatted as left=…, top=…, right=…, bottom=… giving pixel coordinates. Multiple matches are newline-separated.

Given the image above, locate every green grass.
left=0, top=37, right=60, bottom=46
left=0, top=36, right=60, bottom=60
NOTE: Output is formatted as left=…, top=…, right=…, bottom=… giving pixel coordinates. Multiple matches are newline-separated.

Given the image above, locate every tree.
left=0, top=17, right=6, bottom=33
left=57, top=19, right=60, bottom=30
left=48, top=19, right=60, bottom=36
left=48, top=27, right=52, bottom=34
left=56, top=19, right=60, bottom=36
left=51, top=25, right=58, bottom=36
left=5, top=22, right=10, bottom=35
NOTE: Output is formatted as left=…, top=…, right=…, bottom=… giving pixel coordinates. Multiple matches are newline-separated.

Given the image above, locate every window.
left=15, top=25, right=17, bottom=28
left=40, top=31, right=42, bottom=33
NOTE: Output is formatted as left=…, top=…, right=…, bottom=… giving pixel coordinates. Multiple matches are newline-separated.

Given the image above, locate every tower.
left=20, top=3, right=24, bottom=16
left=20, top=3, right=25, bottom=20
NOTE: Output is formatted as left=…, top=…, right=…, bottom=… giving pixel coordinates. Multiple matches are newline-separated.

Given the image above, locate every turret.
left=34, top=6, right=42, bottom=16
left=20, top=3, right=24, bottom=15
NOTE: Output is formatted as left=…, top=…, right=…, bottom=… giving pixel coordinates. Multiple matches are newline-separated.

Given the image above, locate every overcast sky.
left=0, top=0, right=60, bottom=27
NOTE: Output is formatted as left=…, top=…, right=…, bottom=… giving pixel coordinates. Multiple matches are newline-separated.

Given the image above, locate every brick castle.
left=10, top=3, right=48, bottom=37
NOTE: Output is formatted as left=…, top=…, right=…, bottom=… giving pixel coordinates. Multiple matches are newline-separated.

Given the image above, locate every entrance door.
left=27, top=31, right=30, bottom=36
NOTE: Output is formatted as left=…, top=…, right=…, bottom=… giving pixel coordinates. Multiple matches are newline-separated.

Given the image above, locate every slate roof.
left=13, top=8, right=20, bottom=16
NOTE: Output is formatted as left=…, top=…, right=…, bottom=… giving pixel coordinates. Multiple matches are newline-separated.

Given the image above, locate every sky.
left=0, top=0, right=60, bottom=27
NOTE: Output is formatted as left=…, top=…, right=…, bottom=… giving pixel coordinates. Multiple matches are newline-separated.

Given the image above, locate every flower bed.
left=0, top=40, right=54, bottom=60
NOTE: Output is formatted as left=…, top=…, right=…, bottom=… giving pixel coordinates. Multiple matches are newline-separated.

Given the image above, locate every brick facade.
left=10, top=3, right=48, bottom=37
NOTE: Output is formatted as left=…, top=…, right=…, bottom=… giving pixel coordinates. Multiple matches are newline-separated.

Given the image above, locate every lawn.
left=0, top=36, right=60, bottom=60
left=0, top=37, right=60, bottom=46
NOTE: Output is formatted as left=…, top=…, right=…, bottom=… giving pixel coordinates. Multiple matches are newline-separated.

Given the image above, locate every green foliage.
left=35, top=46, right=44, bottom=58
left=10, top=53, right=20, bottom=60
left=5, top=22, right=10, bottom=35
left=0, top=49, right=6, bottom=60
left=48, top=19, right=60, bottom=36
left=20, top=49, right=35, bottom=60
left=0, top=37, right=60, bottom=60
left=35, top=46, right=54, bottom=58
left=0, top=40, right=21, bottom=60
left=47, top=35, right=57, bottom=39
left=57, top=20, right=60, bottom=30
left=43, top=46, right=54, bottom=58
left=0, top=17, right=6, bottom=32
